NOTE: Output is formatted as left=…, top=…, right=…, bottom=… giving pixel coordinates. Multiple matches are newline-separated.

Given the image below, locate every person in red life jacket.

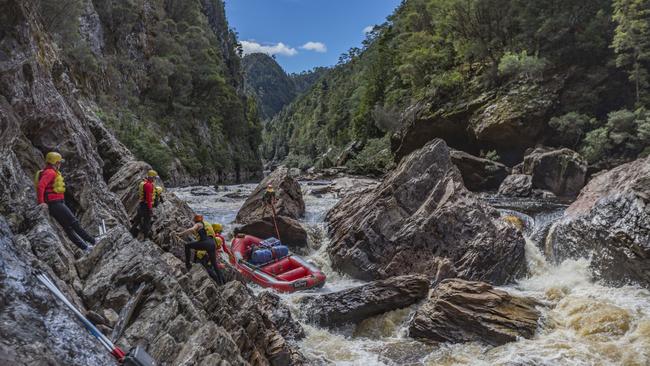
left=130, top=170, right=157, bottom=240
left=36, top=152, right=96, bottom=251
left=175, top=215, right=225, bottom=285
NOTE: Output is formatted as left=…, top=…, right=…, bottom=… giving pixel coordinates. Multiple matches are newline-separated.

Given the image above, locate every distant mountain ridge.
left=243, top=53, right=327, bottom=121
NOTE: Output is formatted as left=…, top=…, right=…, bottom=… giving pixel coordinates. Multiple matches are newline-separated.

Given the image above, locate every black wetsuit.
left=185, top=223, right=225, bottom=285
left=48, top=200, right=95, bottom=250
left=130, top=202, right=152, bottom=239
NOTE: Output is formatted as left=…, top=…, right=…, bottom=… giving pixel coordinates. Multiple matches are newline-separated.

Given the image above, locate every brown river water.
left=173, top=179, right=650, bottom=366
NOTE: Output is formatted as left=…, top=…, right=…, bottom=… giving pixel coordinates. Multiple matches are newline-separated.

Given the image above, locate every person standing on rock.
left=175, top=215, right=225, bottom=285
left=36, top=152, right=96, bottom=251
left=261, top=184, right=277, bottom=218
left=130, top=170, right=157, bottom=240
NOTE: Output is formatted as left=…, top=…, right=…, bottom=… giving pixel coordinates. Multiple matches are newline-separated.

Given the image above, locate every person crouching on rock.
left=36, top=152, right=96, bottom=252
left=175, top=215, right=225, bottom=285
left=130, top=170, right=157, bottom=240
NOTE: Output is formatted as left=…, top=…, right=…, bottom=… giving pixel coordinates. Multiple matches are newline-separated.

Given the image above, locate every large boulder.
left=498, top=174, right=533, bottom=197
left=234, top=216, right=309, bottom=248
left=299, top=275, right=429, bottom=327
left=521, top=147, right=587, bottom=197
left=327, top=139, right=527, bottom=284
left=548, top=156, right=650, bottom=287
left=408, top=279, right=541, bottom=346
left=450, top=150, right=509, bottom=191
left=236, top=166, right=305, bottom=223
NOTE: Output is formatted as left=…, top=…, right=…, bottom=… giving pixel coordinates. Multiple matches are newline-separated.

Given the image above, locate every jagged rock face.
left=392, top=79, right=564, bottom=165
left=299, top=275, right=429, bottom=327
left=498, top=174, right=533, bottom=197
left=408, top=279, right=541, bottom=346
left=234, top=216, right=309, bottom=248
left=326, top=139, right=527, bottom=284
left=521, top=147, right=587, bottom=197
left=469, top=82, right=558, bottom=149
left=450, top=150, right=509, bottom=191
left=0, top=2, right=300, bottom=364
left=236, top=166, right=305, bottom=223
left=257, top=291, right=305, bottom=341
left=0, top=219, right=115, bottom=366
left=549, top=156, right=650, bottom=288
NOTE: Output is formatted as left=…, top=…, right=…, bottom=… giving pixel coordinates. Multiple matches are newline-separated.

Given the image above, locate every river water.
left=174, top=181, right=650, bottom=366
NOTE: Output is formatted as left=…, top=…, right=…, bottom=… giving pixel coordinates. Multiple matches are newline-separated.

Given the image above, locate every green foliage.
left=549, top=112, right=596, bottom=148
left=580, top=108, right=650, bottom=163
left=345, top=136, right=395, bottom=175
left=498, top=51, right=547, bottom=80
left=612, top=0, right=650, bottom=105
left=264, top=0, right=622, bottom=167
left=98, top=108, right=174, bottom=178
left=36, top=0, right=263, bottom=181
left=484, top=150, right=500, bottom=162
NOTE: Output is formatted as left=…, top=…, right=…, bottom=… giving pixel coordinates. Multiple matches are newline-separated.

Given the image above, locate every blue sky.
left=225, top=0, right=402, bottom=74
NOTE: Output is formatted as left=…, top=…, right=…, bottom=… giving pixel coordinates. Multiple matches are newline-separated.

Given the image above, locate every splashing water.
left=177, top=181, right=650, bottom=366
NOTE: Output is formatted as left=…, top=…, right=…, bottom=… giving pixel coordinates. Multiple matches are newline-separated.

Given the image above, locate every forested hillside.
left=263, top=0, right=650, bottom=174
left=34, top=0, right=262, bottom=184
left=243, top=53, right=327, bottom=121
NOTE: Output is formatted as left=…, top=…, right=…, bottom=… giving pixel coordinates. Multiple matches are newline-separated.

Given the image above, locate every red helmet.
left=193, top=214, right=203, bottom=222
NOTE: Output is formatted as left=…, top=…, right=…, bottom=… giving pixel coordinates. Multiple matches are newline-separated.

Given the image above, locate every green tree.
left=612, top=0, right=650, bottom=105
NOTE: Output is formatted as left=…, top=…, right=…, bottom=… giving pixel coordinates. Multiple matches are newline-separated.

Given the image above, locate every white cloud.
left=240, top=40, right=298, bottom=57
left=301, top=41, right=327, bottom=53
left=363, top=25, right=375, bottom=34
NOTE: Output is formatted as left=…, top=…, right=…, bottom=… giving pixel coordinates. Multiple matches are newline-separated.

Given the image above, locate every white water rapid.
left=174, top=181, right=650, bottom=366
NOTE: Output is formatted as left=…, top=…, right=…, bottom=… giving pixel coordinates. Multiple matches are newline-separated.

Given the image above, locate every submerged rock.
left=236, top=166, right=305, bottom=223
left=234, top=216, right=309, bottom=248
left=450, top=150, right=509, bottom=191
left=408, top=279, right=541, bottom=346
left=549, top=156, right=650, bottom=288
left=327, top=139, right=526, bottom=284
left=299, top=275, right=429, bottom=327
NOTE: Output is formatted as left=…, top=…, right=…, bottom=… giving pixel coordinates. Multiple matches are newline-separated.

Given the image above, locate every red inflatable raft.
left=227, top=234, right=326, bottom=292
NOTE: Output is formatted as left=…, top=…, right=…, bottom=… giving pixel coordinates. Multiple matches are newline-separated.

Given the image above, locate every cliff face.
left=0, top=1, right=296, bottom=364
left=32, top=0, right=263, bottom=185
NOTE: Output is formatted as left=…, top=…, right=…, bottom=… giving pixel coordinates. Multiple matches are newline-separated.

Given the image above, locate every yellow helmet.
left=212, top=223, right=223, bottom=233
left=147, top=170, right=158, bottom=178
left=155, top=186, right=163, bottom=194
left=45, top=152, right=63, bottom=164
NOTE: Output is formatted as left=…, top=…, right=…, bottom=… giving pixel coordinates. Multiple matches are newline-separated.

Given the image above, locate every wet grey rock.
left=236, top=166, right=305, bottom=223
left=190, top=186, right=217, bottom=196
left=408, top=279, right=541, bottom=346
left=258, top=291, right=305, bottom=341
left=327, top=139, right=526, bottom=284
left=521, top=147, right=587, bottom=197
left=450, top=150, right=509, bottom=191
left=498, top=174, right=533, bottom=197
left=549, top=156, right=650, bottom=288
left=299, top=275, right=429, bottom=327
left=0, top=2, right=302, bottom=363
left=235, top=216, right=309, bottom=248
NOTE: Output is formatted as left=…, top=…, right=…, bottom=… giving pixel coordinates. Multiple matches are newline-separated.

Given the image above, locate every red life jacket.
left=36, top=166, right=65, bottom=203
